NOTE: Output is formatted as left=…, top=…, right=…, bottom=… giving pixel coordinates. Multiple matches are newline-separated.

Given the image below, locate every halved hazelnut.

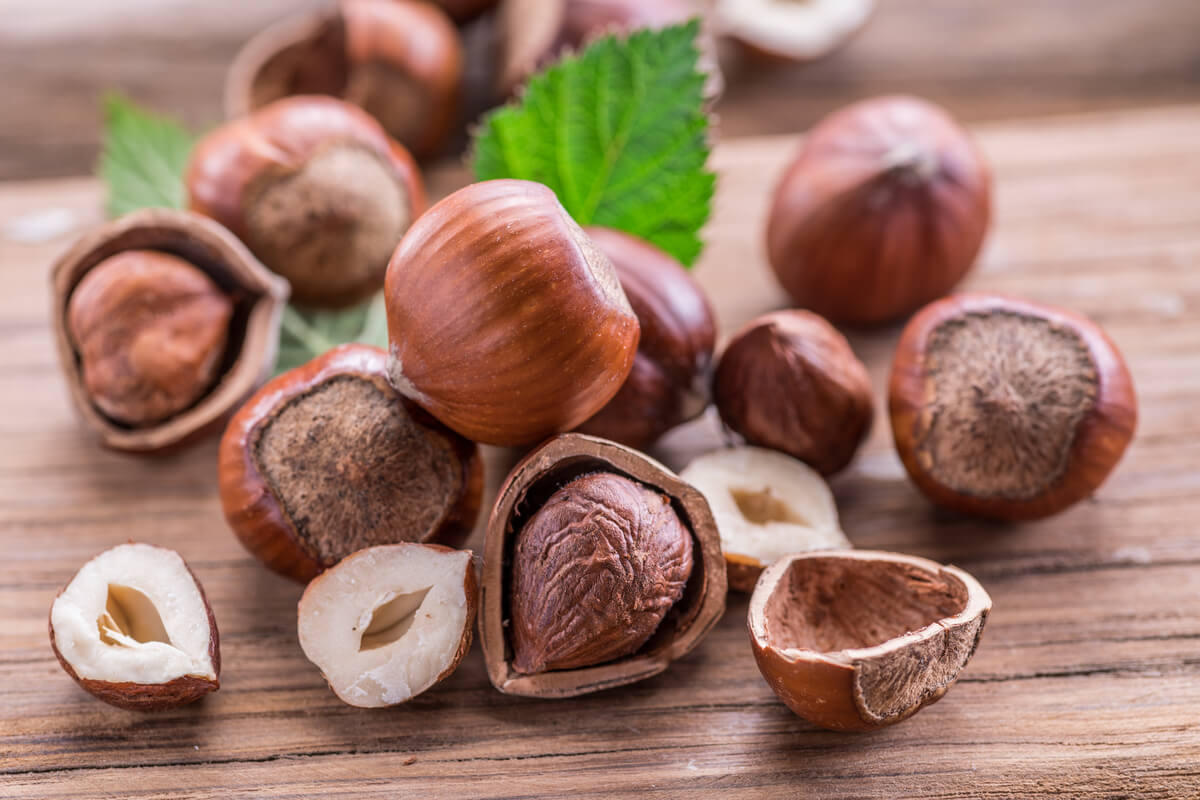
left=49, top=543, right=220, bottom=710
left=714, top=0, right=875, bottom=63
left=298, top=543, right=477, bottom=707
left=481, top=434, right=726, bottom=697
left=749, top=550, right=990, bottom=731
left=218, top=344, right=483, bottom=583
left=680, top=447, right=849, bottom=592
left=50, top=208, right=289, bottom=453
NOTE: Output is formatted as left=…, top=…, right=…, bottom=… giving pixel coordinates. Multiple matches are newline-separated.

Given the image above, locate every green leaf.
left=472, top=21, right=714, bottom=266
left=274, top=295, right=390, bottom=375
left=98, top=92, right=196, bottom=218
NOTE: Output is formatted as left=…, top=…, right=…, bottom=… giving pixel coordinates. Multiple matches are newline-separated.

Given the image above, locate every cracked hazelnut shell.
left=749, top=550, right=990, bottom=732
left=889, top=293, right=1137, bottom=520
left=480, top=434, right=726, bottom=697
left=219, top=344, right=482, bottom=583
left=767, top=95, right=992, bottom=326
left=384, top=180, right=639, bottom=446
left=575, top=227, right=716, bottom=449
left=51, top=208, right=288, bottom=453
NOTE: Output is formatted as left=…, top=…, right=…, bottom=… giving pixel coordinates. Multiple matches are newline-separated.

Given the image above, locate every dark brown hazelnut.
left=575, top=227, right=716, bottom=449
left=218, top=343, right=482, bottom=583
left=432, top=0, right=500, bottom=23
left=714, top=310, right=874, bottom=476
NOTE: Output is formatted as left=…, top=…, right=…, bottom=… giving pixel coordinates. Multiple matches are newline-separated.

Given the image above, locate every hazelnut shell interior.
left=50, top=208, right=289, bottom=453
left=480, top=433, right=727, bottom=698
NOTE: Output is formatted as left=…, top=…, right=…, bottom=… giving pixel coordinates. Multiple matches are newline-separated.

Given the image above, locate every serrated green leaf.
left=273, top=295, right=390, bottom=375
left=98, top=92, right=196, bottom=218
left=472, top=21, right=714, bottom=266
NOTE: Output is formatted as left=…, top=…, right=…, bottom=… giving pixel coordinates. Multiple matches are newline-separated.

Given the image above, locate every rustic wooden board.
left=3, top=105, right=1200, bottom=798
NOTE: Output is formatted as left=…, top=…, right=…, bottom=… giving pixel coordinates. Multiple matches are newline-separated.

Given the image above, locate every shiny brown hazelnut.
left=384, top=180, right=640, bottom=447
left=714, top=310, right=873, bottom=476
left=767, top=95, right=992, bottom=326
left=749, top=550, right=990, bottom=732
left=50, top=208, right=289, bottom=453
left=297, top=543, right=477, bottom=707
left=49, top=543, right=220, bottom=711
left=574, top=227, right=716, bottom=449
left=218, top=344, right=482, bottom=583
left=188, top=95, right=425, bottom=309
left=889, top=293, right=1138, bottom=521
left=714, top=0, right=875, bottom=64
left=226, top=0, right=463, bottom=158
left=480, top=434, right=726, bottom=697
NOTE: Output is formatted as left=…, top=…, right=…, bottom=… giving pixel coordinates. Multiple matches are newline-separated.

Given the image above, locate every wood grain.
left=3, top=105, right=1200, bottom=797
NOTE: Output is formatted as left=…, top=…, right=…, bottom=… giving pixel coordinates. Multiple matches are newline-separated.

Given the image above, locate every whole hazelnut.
left=713, top=0, right=875, bottom=64
left=384, top=180, right=640, bottom=447
left=889, top=293, right=1137, bottom=520
left=187, top=95, right=426, bottom=309
left=767, top=95, right=992, bottom=326
left=575, top=227, right=717, bottom=449
left=66, top=250, right=232, bottom=428
left=227, top=0, right=463, bottom=158
left=714, top=310, right=873, bottom=476
left=219, top=344, right=482, bottom=583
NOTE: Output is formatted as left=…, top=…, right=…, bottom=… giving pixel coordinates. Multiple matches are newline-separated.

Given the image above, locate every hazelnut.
left=187, top=95, right=427, bottom=309
left=218, top=344, right=482, bottom=583
left=713, top=309, right=873, bottom=475
left=575, top=227, right=717, bottom=449
left=432, top=0, right=500, bottom=24
left=384, top=180, right=640, bottom=446
left=49, top=543, right=220, bottom=710
left=714, top=0, right=875, bottom=64
left=50, top=208, right=289, bottom=453
left=680, top=447, right=850, bottom=592
left=480, top=433, right=726, bottom=697
left=767, top=95, right=992, bottom=325
left=889, top=293, right=1137, bottom=520
left=749, top=550, right=991, bottom=732
left=226, top=0, right=463, bottom=158
left=297, top=543, right=477, bottom=707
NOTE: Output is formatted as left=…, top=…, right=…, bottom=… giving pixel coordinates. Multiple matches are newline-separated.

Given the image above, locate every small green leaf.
left=98, top=92, right=196, bottom=218
left=274, top=295, right=390, bottom=375
left=471, top=21, right=714, bottom=266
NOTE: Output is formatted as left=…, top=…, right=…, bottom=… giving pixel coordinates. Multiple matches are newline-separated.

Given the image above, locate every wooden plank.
left=2, top=106, right=1200, bottom=796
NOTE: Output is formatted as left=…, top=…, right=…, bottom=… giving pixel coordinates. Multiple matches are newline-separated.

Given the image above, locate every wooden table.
left=3, top=105, right=1200, bottom=798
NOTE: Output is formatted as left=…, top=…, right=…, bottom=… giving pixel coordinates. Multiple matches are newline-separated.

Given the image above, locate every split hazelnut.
left=714, top=0, right=875, bottom=64
left=480, top=434, right=726, bottom=697
left=575, top=227, right=717, bottom=449
left=767, top=95, right=992, bottom=325
left=749, top=550, right=990, bottom=732
left=226, top=0, right=463, bottom=158
left=297, top=543, right=477, bottom=707
left=680, top=447, right=850, bottom=592
left=713, top=309, right=873, bottom=476
left=889, top=293, right=1138, bottom=520
left=51, top=208, right=289, bottom=453
left=384, top=180, right=640, bottom=446
left=218, top=344, right=482, bottom=583
left=187, top=95, right=426, bottom=309
left=49, top=543, right=220, bottom=710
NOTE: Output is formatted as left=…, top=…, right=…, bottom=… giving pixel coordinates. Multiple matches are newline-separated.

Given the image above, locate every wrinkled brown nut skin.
left=218, top=344, right=482, bottom=583
left=714, top=310, right=873, bottom=476
left=889, top=293, right=1138, bottom=521
left=767, top=95, right=992, bottom=326
left=575, top=228, right=716, bottom=449
left=511, top=472, right=694, bottom=673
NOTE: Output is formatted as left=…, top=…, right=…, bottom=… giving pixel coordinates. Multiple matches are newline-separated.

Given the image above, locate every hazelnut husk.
left=749, top=550, right=990, bottom=732
left=219, top=344, right=483, bottom=583
left=713, top=0, right=875, bottom=64
left=889, top=292, right=1137, bottom=520
left=714, top=309, right=873, bottom=476
left=188, top=95, right=426, bottom=309
left=767, top=95, right=992, bottom=326
left=480, top=434, right=726, bottom=697
left=50, top=208, right=288, bottom=453
left=226, top=0, right=463, bottom=159
left=575, top=227, right=717, bottom=449
left=384, top=180, right=640, bottom=447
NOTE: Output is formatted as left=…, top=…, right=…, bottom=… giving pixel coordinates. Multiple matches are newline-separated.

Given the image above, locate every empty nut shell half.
left=749, top=550, right=990, bottom=732
left=50, top=208, right=289, bottom=453
left=480, top=433, right=726, bottom=697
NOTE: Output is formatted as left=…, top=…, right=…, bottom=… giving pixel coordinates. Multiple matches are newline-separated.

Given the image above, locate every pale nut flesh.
left=714, top=0, right=875, bottom=63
